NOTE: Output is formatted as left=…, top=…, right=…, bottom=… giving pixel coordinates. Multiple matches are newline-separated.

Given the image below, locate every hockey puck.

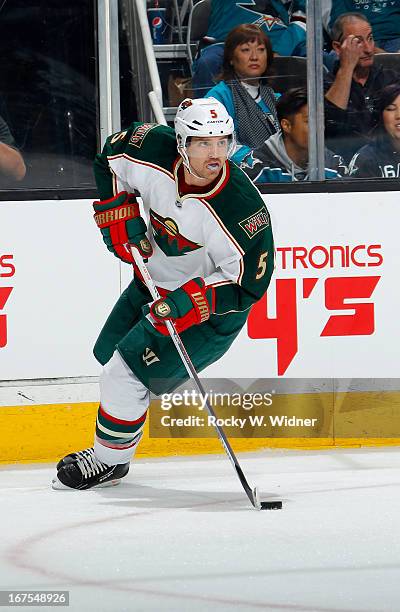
left=260, top=500, right=282, bottom=510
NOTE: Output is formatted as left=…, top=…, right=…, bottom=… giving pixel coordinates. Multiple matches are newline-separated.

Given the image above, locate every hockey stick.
left=128, top=243, right=282, bottom=511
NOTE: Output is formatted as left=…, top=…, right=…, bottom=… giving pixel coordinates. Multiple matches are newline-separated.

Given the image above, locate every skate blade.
left=51, top=476, right=122, bottom=490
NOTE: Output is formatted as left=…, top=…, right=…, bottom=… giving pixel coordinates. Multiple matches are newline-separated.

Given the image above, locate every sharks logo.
left=240, top=151, right=262, bottom=170
left=259, top=14, right=284, bottom=29
left=150, top=209, right=202, bottom=257
left=236, top=2, right=285, bottom=29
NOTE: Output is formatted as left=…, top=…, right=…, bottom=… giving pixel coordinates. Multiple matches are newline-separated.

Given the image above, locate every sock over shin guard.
left=95, top=350, right=150, bottom=464
left=95, top=404, right=147, bottom=464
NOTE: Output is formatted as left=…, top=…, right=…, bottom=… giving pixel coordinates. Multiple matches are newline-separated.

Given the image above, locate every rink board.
left=1, top=388, right=400, bottom=464
left=0, top=192, right=400, bottom=462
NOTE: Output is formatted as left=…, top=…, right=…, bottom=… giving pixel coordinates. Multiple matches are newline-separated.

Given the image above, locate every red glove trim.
left=149, top=279, right=213, bottom=335
left=93, top=191, right=138, bottom=206
left=110, top=224, right=133, bottom=262
left=146, top=316, right=190, bottom=337
left=94, top=191, right=127, bottom=206
left=184, top=279, right=211, bottom=324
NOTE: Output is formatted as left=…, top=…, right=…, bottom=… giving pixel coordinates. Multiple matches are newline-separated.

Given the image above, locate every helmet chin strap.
left=178, top=145, right=208, bottom=181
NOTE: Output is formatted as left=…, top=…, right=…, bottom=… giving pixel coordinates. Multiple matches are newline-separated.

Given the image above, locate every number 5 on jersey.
left=256, top=251, right=269, bottom=280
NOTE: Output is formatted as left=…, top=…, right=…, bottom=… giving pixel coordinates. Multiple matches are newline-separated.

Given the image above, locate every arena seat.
left=186, top=0, right=212, bottom=73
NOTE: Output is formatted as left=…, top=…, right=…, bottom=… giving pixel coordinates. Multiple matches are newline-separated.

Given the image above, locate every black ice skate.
left=52, top=447, right=129, bottom=490
left=56, top=447, right=95, bottom=470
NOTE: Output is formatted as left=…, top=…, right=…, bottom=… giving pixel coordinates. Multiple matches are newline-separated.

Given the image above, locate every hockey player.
left=52, top=98, right=274, bottom=490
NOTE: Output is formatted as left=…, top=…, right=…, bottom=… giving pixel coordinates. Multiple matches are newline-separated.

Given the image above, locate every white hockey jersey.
left=94, top=122, right=274, bottom=316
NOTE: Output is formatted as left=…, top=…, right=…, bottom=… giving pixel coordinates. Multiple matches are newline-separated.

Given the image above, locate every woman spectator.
left=192, top=0, right=307, bottom=92
left=349, top=84, right=400, bottom=179
left=205, top=24, right=280, bottom=164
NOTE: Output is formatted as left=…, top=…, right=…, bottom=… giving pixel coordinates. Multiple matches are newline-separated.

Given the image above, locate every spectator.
left=192, top=0, right=306, bottom=94
left=322, top=0, right=400, bottom=53
left=349, top=83, right=400, bottom=179
left=241, top=87, right=343, bottom=183
left=0, top=115, right=26, bottom=184
left=205, top=24, right=280, bottom=164
left=324, top=12, right=399, bottom=162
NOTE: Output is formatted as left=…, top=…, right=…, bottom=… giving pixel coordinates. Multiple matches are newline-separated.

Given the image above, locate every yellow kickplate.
left=1, top=391, right=400, bottom=464
left=0, top=402, right=330, bottom=464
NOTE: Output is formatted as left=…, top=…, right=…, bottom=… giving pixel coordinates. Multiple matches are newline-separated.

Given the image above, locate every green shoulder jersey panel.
left=210, top=162, right=272, bottom=250
left=93, top=123, right=177, bottom=199
left=206, top=162, right=274, bottom=314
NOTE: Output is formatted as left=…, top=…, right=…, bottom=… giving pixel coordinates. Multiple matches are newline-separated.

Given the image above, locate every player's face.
left=186, top=136, right=229, bottom=182
left=383, top=95, right=400, bottom=143
left=283, top=105, right=309, bottom=151
left=230, top=38, right=268, bottom=80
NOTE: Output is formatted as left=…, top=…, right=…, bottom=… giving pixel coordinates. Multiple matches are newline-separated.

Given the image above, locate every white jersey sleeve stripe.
left=107, top=153, right=175, bottom=180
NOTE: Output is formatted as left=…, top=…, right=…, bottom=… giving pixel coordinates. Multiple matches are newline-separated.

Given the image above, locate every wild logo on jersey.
left=239, top=207, right=270, bottom=239
left=150, top=209, right=202, bottom=257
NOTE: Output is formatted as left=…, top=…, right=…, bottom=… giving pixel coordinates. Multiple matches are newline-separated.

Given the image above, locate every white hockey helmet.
left=174, top=98, right=236, bottom=173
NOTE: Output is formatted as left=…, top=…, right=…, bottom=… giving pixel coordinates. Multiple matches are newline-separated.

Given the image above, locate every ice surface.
left=1, top=448, right=400, bottom=612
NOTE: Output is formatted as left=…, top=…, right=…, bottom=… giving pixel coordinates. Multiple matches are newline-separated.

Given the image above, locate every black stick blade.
left=253, top=487, right=282, bottom=511
left=260, top=500, right=282, bottom=510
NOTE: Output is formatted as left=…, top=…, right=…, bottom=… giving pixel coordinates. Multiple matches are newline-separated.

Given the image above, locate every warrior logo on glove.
left=93, top=192, right=153, bottom=264
left=144, top=278, right=215, bottom=336
left=190, top=291, right=210, bottom=323
left=153, top=301, right=172, bottom=318
left=139, top=237, right=152, bottom=256
left=94, top=205, right=136, bottom=226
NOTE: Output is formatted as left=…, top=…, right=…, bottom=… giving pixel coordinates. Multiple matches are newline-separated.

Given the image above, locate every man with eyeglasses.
left=324, top=13, right=399, bottom=163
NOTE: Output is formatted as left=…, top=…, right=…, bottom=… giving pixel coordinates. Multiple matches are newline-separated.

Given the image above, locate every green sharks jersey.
left=207, top=0, right=306, bottom=55
left=94, top=122, right=274, bottom=317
